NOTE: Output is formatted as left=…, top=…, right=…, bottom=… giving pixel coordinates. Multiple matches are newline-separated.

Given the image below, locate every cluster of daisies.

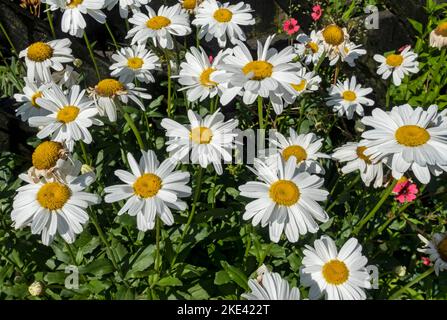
left=9, top=0, right=447, bottom=300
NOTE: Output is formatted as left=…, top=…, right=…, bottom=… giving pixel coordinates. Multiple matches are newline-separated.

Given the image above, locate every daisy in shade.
left=332, top=142, right=384, bottom=188
left=360, top=104, right=447, bottom=184
left=265, top=129, right=329, bottom=175
left=373, top=46, right=419, bottom=86
left=318, top=24, right=348, bottom=52
left=42, top=0, right=106, bottom=38
left=14, top=78, right=51, bottom=122
left=179, top=0, right=202, bottom=13
left=89, top=78, right=151, bottom=122
left=300, top=236, right=372, bottom=300
left=161, top=109, right=239, bottom=175
left=326, top=76, right=374, bottom=120
left=104, top=150, right=191, bottom=231
left=11, top=160, right=100, bottom=245
left=242, top=266, right=300, bottom=300
left=418, top=233, right=447, bottom=275
left=239, top=157, right=329, bottom=243
left=192, top=0, right=255, bottom=48
left=19, top=38, right=74, bottom=82
left=110, top=44, right=160, bottom=84
left=127, top=4, right=191, bottom=49
left=430, top=21, right=447, bottom=49
left=283, top=68, right=321, bottom=106
left=105, top=0, right=150, bottom=18
left=28, top=141, right=70, bottom=183
left=28, top=84, right=103, bottom=151
left=176, top=46, right=230, bottom=102
left=52, top=65, right=81, bottom=88
left=329, top=41, right=366, bottom=67
left=213, top=34, right=300, bottom=115
left=295, top=30, right=324, bottom=65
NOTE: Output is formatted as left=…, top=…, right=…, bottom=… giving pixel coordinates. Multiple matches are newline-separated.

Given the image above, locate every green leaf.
left=157, top=276, right=183, bottom=287
left=80, top=258, right=114, bottom=277
left=116, top=286, right=135, bottom=300
left=220, top=261, right=249, bottom=290
left=129, top=244, right=155, bottom=273
left=214, top=270, right=231, bottom=285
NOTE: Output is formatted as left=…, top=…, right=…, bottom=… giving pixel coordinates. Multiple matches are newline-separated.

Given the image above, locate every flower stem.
left=170, top=166, right=204, bottom=268
left=165, top=51, right=173, bottom=117
left=123, top=110, right=145, bottom=150
left=155, top=217, right=161, bottom=275
left=0, top=20, right=17, bottom=55
left=385, top=83, right=392, bottom=111
left=104, top=21, right=119, bottom=51
left=83, top=32, right=101, bottom=81
left=352, top=179, right=398, bottom=236
left=79, top=140, right=90, bottom=166
left=257, top=96, right=264, bottom=129
left=389, top=268, right=434, bottom=300
left=46, top=6, right=56, bottom=39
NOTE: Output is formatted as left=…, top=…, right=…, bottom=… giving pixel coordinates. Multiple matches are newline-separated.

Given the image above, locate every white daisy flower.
left=192, top=0, right=255, bottom=48
left=295, top=30, right=324, bottom=65
left=105, top=0, right=150, bottom=18
left=104, top=150, right=191, bottom=231
left=239, top=157, right=329, bottom=243
left=43, top=0, right=106, bottom=38
left=179, top=0, right=202, bottom=13
left=429, top=21, right=447, bottom=49
left=160, top=109, right=239, bottom=175
left=14, top=78, right=52, bottom=122
left=19, top=38, right=74, bottom=82
left=418, top=233, right=447, bottom=275
left=326, top=76, right=374, bottom=120
left=360, top=104, right=447, bottom=184
left=332, top=142, right=384, bottom=188
left=11, top=160, right=100, bottom=245
left=28, top=84, right=103, bottom=151
left=318, top=24, right=349, bottom=52
left=329, top=41, right=366, bottom=67
left=373, top=46, right=419, bottom=86
left=176, top=46, right=230, bottom=102
left=300, top=236, right=372, bottom=300
left=110, top=44, right=160, bottom=84
left=213, top=34, right=300, bottom=115
left=265, top=129, right=329, bottom=175
left=27, top=141, right=70, bottom=183
left=127, top=4, right=191, bottom=49
left=89, top=78, right=152, bottom=122
left=282, top=68, right=321, bottom=106
left=242, top=268, right=300, bottom=300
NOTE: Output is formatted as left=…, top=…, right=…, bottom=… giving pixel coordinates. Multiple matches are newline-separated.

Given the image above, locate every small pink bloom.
left=208, top=55, right=214, bottom=64
left=421, top=257, right=431, bottom=266
left=393, top=179, right=418, bottom=204
left=311, top=5, right=323, bottom=21
left=283, top=18, right=300, bottom=36
left=398, top=44, right=410, bottom=53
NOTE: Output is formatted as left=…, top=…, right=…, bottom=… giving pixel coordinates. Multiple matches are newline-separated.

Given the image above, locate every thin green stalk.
left=123, top=110, right=145, bottom=150
left=385, top=83, right=392, bottom=111
left=170, top=166, right=204, bottom=268
left=0, top=21, right=17, bottom=55
left=155, top=217, right=161, bottom=275
left=257, top=96, right=264, bottom=129
left=389, top=268, right=434, bottom=300
left=210, top=95, right=219, bottom=113
left=79, top=141, right=90, bottom=165
left=326, top=175, right=360, bottom=213
left=352, top=179, right=398, bottom=236
left=46, top=6, right=56, bottom=39
left=83, top=32, right=101, bottom=80
left=165, top=51, right=173, bottom=117
left=104, top=21, right=119, bottom=50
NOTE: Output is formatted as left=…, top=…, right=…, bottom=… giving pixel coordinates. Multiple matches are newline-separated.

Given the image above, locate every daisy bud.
left=81, top=164, right=94, bottom=174
left=354, top=119, right=366, bottom=133
left=73, top=58, right=83, bottom=68
left=394, top=265, right=407, bottom=277
left=28, top=281, right=44, bottom=296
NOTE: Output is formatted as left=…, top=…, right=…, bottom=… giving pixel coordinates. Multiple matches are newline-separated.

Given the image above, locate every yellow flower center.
left=395, top=125, right=430, bottom=147
left=182, top=0, right=197, bottom=10
left=343, top=46, right=350, bottom=54
left=68, top=0, right=83, bottom=8
left=356, top=146, right=371, bottom=164
left=282, top=145, right=307, bottom=163
left=437, top=236, right=447, bottom=262
left=291, top=79, right=307, bottom=92
left=127, top=57, right=144, bottom=70
left=190, top=126, right=213, bottom=144
left=27, top=42, right=53, bottom=62
left=242, top=61, right=273, bottom=81
left=199, top=67, right=217, bottom=87
left=37, top=182, right=71, bottom=210
left=307, top=42, right=319, bottom=53
left=213, top=8, right=233, bottom=23
left=342, top=90, right=357, bottom=102
left=133, top=173, right=162, bottom=198
left=95, top=79, right=125, bottom=97
left=31, top=91, right=42, bottom=108
left=435, top=22, right=447, bottom=37
left=386, top=54, right=404, bottom=67
left=57, top=105, right=80, bottom=123
left=269, top=180, right=300, bottom=207
left=322, top=25, right=344, bottom=46
left=322, top=259, right=350, bottom=285
left=32, top=141, right=64, bottom=170
left=146, top=16, right=171, bottom=30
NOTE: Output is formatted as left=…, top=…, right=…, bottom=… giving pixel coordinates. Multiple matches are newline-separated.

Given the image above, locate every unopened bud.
left=28, top=281, right=44, bottom=296
left=81, top=164, right=94, bottom=174
left=394, top=265, right=406, bottom=277
left=73, top=58, right=83, bottom=68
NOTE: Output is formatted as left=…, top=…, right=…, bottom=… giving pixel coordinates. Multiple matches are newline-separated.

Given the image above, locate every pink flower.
left=311, top=5, right=323, bottom=21
left=421, top=257, right=431, bottom=266
left=208, top=55, right=214, bottom=64
left=392, top=178, right=419, bottom=204
left=398, top=44, right=410, bottom=53
left=283, top=18, right=300, bottom=36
